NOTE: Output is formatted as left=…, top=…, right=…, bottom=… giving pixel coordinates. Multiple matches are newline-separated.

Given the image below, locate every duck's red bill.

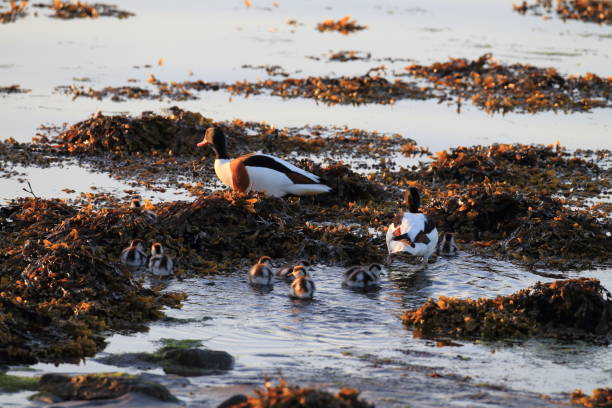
left=196, top=140, right=210, bottom=147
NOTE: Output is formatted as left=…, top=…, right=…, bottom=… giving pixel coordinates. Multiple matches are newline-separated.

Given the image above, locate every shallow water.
left=13, top=257, right=611, bottom=407
left=1, top=0, right=611, bottom=406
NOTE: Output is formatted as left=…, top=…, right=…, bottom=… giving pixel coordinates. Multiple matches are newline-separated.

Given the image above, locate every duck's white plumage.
left=386, top=187, right=438, bottom=266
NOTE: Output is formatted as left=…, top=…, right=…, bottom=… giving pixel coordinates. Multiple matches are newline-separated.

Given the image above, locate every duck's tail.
left=286, top=184, right=332, bottom=196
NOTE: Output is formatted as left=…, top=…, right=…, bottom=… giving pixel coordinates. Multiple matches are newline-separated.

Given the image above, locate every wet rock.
left=0, top=84, right=30, bottom=94
left=217, top=394, right=248, bottom=408
left=160, top=348, right=234, bottom=376
left=37, top=373, right=179, bottom=402
left=403, top=278, right=612, bottom=343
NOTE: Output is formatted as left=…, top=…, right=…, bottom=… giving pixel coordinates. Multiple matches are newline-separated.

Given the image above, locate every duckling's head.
left=130, top=239, right=144, bottom=249
left=368, top=263, right=383, bottom=278
left=258, top=256, right=273, bottom=266
left=130, top=198, right=142, bottom=208
left=403, top=187, right=421, bottom=213
left=151, top=242, right=164, bottom=256
left=292, top=265, right=308, bottom=278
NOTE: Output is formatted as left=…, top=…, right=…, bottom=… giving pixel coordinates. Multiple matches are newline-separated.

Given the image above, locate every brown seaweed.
left=514, top=0, right=611, bottom=25
left=405, top=53, right=611, bottom=113
left=403, top=278, right=612, bottom=342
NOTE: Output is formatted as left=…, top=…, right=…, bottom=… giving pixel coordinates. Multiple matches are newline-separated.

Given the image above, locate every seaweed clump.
left=0, top=198, right=185, bottom=364
left=316, top=16, right=367, bottom=34
left=37, top=0, right=134, bottom=19
left=514, top=0, right=611, bottom=25
left=571, top=388, right=612, bottom=408
left=0, top=84, right=31, bottom=95
left=231, top=380, right=374, bottom=408
left=405, top=53, right=611, bottom=113
left=403, top=278, right=612, bottom=343
left=0, top=0, right=28, bottom=24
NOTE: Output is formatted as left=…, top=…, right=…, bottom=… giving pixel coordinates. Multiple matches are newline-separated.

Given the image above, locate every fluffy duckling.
left=276, top=261, right=311, bottom=279
left=120, top=239, right=147, bottom=269
left=344, top=264, right=383, bottom=289
left=290, top=269, right=316, bottom=299
left=386, top=187, right=438, bottom=267
left=149, top=242, right=174, bottom=277
left=437, top=232, right=458, bottom=256
left=197, top=127, right=331, bottom=197
left=248, top=256, right=273, bottom=285
left=130, top=197, right=157, bottom=222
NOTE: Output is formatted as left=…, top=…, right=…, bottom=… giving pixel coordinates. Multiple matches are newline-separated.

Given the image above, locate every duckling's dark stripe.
left=241, top=154, right=318, bottom=184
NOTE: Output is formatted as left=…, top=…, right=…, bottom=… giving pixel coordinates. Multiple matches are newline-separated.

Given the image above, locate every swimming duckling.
left=120, top=239, right=147, bottom=269
left=344, top=264, right=383, bottom=289
left=248, top=256, right=273, bottom=285
left=149, top=242, right=174, bottom=277
left=276, top=260, right=311, bottom=279
left=386, top=187, right=438, bottom=267
left=437, top=232, right=458, bottom=256
left=290, top=265, right=312, bottom=279
left=290, top=270, right=315, bottom=299
left=130, top=197, right=157, bottom=222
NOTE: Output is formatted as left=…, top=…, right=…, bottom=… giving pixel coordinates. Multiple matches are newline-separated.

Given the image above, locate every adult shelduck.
left=248, top=256, right=274, bottom=285
left=344, top=264, right=383, bottom=289
left=386, top=187, right=438, bottom=266
left=196, top=127, right=332, bottom=197
left=437, top=232, right=458, bottom=256
left=290, top=267, right=315, bottom=299
left=120, top=239, right=147, bottom=269
left=149, top=242, right=174, bottom=277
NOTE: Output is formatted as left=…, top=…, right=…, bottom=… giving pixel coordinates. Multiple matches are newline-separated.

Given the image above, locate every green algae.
left=0, top=373, right=39, bottom=393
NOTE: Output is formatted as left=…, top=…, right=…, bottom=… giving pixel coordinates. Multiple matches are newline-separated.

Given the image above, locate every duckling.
left=344, top=264, right=383, bottom=289
left=248, top=256, right=273, bottom=285
left=386, top=187, right=438, bottom=267
left=149, top=242, right=173, bottom=277
left=120, top=239, right=147, bottom=269
left=437, top=232, right=458, bottom=256
left=276, top=260, right=311, bottom=279
left=130, top=197, right=157, bottom=222
left=290, top=270, right=316, bottom=300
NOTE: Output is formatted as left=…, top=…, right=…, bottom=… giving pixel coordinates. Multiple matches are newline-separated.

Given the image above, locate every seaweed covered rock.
left=231, top=380, right=374, bottom=408
left=514, top=0, right=611, bottom=25
left=0, top=198, right=185, bottom=364
left=161, top=348, right=234, bottom=376
left=36, top=373, right=178, bottom=402
left=53, top=108, right=212, bottom=156
left=403, top=278, right=612, bottom=342
left=571, top=388, right=612, bottom=408
left=297, top=160, right=388, bottom=205
left=157, top=193, right=383, bottom=269
left=494, top=206, right=612, bottom=270
left=406, top=53, right=611, bottom=113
